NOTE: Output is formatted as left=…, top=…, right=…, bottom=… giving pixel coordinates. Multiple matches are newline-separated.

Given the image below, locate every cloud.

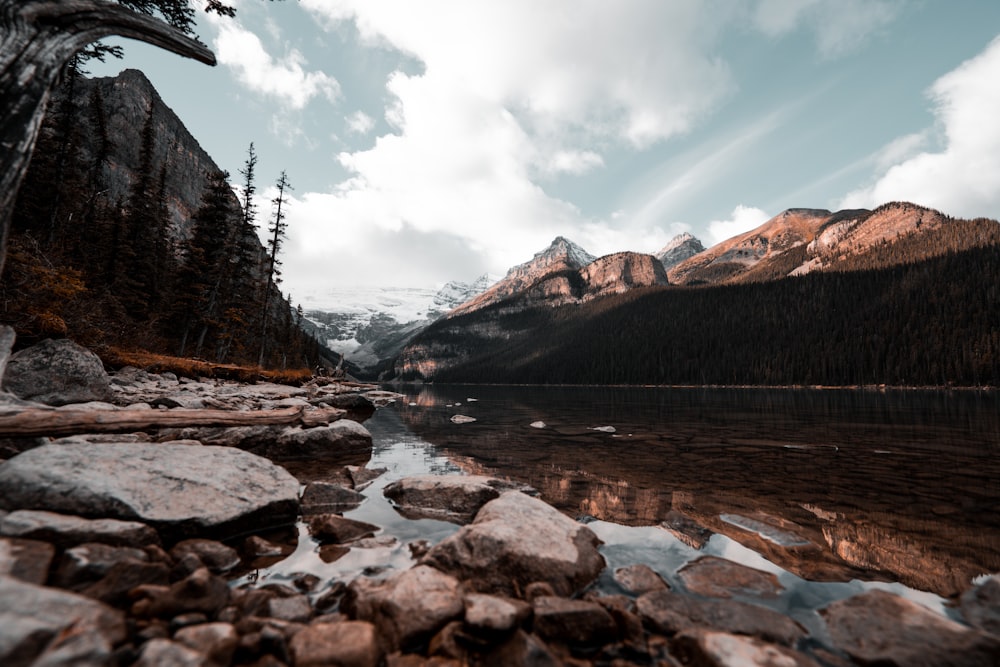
left=707, top=205, right=771, bottom=246
left=280, top=0, right=745, bottom=285
left=210, top=17, right=340, bottom=110
left=753, top=0, right=903, bottom=58
left=345, top=110, right=375, bottom=135
left=839, top=35, right=1000, bottom=218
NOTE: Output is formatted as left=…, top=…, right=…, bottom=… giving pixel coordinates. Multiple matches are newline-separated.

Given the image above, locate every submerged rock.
left=422, top=490, right=605, bottom=597
left=1, top=338, right=114, bottom=406
left=300, top=482, right=365, bottom=515
left=677, top=556, right=784, bottom=599
left=637, top=589, right=805, bottom=647
left=0, top=443, right=299, bottom=541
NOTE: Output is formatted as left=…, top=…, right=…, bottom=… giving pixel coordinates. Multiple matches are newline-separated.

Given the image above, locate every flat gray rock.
left=0, top=443, right=299, bottom=541
left=0, top=575, right=126, bottom=666
left=1, top=338, right=113, bottom=406
left=422, top=490, right=605, bottom=597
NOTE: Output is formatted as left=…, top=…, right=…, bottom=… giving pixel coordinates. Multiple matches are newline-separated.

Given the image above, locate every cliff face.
left=56, top=69, right=225, bottom=242
left=655, top=232, right=705, bottom=270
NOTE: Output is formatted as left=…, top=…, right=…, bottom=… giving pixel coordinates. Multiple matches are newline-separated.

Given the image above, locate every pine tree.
left=258, top=170, right=292, bottom=366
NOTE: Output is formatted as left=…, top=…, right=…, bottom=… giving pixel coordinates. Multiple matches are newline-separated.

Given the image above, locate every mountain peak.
left=534, top=236, right=596, bottom=269
left=655, top=233, right=705, bottom=270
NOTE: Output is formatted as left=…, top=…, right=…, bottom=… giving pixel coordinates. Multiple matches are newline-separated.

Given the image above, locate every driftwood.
left=0, top=404, right=346, bottom=437
left=0, top=0, right=216, bottom=274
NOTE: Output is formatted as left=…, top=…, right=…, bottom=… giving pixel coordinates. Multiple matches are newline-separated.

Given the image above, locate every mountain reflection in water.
left=389, top=385, right=1000, bottom=598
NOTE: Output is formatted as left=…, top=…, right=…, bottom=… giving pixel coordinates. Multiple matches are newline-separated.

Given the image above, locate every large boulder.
left=0, top=575, right=126, bottom=666
left=0, top=443, right=299, bottom=541
left=1, top=338, right=113, bottom=406
left=0, top=509, right=160, bottom=548
left=421, top=491, right=605, bottom=597
left=821, top=589, right=1000, bottom=667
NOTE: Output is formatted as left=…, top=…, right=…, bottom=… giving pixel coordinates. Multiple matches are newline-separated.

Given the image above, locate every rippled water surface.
left=243, top=385, right=1000, bottom=626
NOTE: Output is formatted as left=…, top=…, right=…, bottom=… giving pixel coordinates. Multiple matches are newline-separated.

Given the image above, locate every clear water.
left=237, top=385, right=1000, bottom=632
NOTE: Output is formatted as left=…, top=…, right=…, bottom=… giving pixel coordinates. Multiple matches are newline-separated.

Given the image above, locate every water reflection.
left=391, top=384, right=1000, bottom=598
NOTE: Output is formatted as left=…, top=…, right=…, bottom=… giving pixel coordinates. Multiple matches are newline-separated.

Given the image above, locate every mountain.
left=447, top=236, right=671, bottom=318
left=655, top=232, right=705, bottom=270
left=394, top=203, right=1000, bottom=385
left=302, top=275, right=496, bottom=377
left=665, top=202, right=980, bottom=286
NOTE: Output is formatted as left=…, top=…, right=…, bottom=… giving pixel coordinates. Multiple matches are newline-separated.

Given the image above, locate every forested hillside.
left=398, top=240, right=1000, bottom=387
left=0, top=66, right=324, bottom=370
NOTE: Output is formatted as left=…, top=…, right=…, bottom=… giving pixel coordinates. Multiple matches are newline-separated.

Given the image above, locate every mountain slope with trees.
left=396, top=212, right=1000, bottom=386
left=1, top=67, right=324, bottom=370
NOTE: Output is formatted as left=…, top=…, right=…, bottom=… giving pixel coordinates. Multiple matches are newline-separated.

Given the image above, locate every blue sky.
left=90, top=0, right=1000, bottom=298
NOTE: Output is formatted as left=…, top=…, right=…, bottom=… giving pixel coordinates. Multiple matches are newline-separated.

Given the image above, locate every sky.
left=89, top=0, right=1000, bottom=299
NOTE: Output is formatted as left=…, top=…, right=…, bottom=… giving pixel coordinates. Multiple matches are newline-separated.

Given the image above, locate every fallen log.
left=0, top=404, right=314, bottom=437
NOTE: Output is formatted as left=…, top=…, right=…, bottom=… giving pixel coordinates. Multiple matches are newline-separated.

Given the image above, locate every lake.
left=243, top=385, right=1000, bottom=630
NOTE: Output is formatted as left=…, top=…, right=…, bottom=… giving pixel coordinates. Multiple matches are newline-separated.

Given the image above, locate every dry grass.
left=102, top=348, right=313, bottom=385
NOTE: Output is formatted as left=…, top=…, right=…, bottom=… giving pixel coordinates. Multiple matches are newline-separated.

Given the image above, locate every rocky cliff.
left=655, top=232, right=705, bottom=270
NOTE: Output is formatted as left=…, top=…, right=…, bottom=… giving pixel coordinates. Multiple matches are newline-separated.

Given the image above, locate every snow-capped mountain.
left=301, top=275, right=497, bottom=376
left=655, top=232, right=705, bottom=270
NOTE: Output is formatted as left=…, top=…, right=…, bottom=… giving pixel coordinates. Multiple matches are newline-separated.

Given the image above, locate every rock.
left=133, top=638, right=204, bottom=667
left=464, top=593, right=532, bottom=637
left=677, top=556, right=784, bottom=599
left=307, top=514, right=380, bottom=544
left=82, top=559, right=171, bottom=606
left=291, top=620, right=383, bottom=667
left=0, top=509, right=160, bottom=548
left=661, top=510, right=714, bottom=549
left=0, top=325, right=14, bottom=382
left=169, top=420, right=374, bottom=462
left=422, top=491, right=605, bottom=598
left=671, top=628, right=822, bottom=667
left=254, top=420, right=374, bottom=460
left=0, top=537, right=55, bottom=585
left=300, top=482, right=365, bottom=515
left=170, top=539, right=241, bottom=574
left=636, top=590, right=805, bottom=647
left=267, top=594, right=313, bottom=623
left=450, top=415, right=477, bottom=424
left=821, top=589, right=1000, bottom=667
left=0, top=575, right=126, bottom=666
left=138, top=567, right=231, bottom=619
left=531, top=595, right=618, bottom=646
left=1, top=339, right=113, bottom=406
left=0, top=443, right=299, bottom=542
left=347, top=465, right=387, bottom=491
left=52, top=542, right=150, bottom=589
left=243, top=534, right=291, bottom=559
left=961, top=575, right=1000, bottom=636
left=325, top=393, right=377, bottom=421
left=383, top=475, right=506, bottom=524
left=613, top=563, right=670, bottom=595
left=344, top=565, right=464, bottom=652
left=174, top=622, right=238, bottom=667
left=478, top=629, right=560, bottom=667
left=529, top=421, right=546, bottom=429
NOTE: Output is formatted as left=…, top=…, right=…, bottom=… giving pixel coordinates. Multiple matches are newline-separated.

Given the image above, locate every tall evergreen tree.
left=258, top=170, right=291, bottom=366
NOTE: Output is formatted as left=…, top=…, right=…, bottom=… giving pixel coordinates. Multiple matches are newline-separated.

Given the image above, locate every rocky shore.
left=1, top=331, right=999, bottom=666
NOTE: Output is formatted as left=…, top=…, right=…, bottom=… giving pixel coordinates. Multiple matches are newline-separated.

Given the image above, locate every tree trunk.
left=0, top=0, right=216, bottom=275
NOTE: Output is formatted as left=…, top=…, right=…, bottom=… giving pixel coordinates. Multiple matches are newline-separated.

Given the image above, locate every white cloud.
left=345, top=110, right=375, bottom=135
left=753, top=0, right=903, bottom=58
left=279, top=0, right=744, bottom=286
left=839, top=35, right=1000, bottom=218
left=707, top=205, right=771, bottom=246
left=211, top=18, right=340, bottom=110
